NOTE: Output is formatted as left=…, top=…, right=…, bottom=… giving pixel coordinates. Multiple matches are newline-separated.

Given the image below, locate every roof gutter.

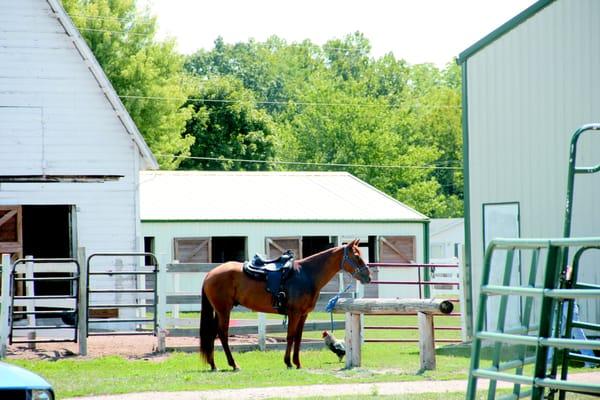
left=457, top=0, right=555, bottom=64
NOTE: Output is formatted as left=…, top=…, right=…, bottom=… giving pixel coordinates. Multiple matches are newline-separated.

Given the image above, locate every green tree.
left=179, top=77, right=277, bottom=171
left=183, top=34, right=464, bottom=217
left=62, top=0, right=194, bottom=169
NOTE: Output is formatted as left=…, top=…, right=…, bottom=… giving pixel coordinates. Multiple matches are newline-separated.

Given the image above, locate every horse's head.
left=341, top=239, right=371, bottom=284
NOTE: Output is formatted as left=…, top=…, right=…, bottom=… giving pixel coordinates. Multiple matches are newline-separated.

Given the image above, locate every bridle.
left=341, top=245, right=368, bottom=279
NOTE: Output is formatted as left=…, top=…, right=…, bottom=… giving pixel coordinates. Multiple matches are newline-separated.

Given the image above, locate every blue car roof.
left=0, top=361, right=52, bottom=389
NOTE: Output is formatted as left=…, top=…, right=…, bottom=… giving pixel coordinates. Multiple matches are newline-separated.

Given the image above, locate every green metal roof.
left=457, top=0, right=555, bottom=64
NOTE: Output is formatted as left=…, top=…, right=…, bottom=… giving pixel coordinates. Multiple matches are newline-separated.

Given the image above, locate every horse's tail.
left=199, top=285, right=217, bottom=364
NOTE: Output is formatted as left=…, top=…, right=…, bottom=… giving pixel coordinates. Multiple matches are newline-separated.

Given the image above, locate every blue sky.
left=139, top=0, right=536, bottom=67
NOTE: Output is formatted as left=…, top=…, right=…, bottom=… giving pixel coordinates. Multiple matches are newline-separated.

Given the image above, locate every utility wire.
left=119, top=94, right=461, bottom=109
left=154, top=154, right=462, bottom=170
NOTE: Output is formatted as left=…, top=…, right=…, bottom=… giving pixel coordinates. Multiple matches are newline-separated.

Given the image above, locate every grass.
left=10, top=344, right=472, bottom=399
left=6, top=310, right=595, bottom=399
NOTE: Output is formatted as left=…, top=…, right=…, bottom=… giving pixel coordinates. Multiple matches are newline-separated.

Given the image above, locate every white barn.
left=0, top=0, right=157, bottom=313
left=458, top=0, right=600, bottom=332
left=140, top=171, right=429, bottom=302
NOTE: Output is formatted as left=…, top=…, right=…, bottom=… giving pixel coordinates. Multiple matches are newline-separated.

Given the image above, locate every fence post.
left=78, top=247, right=88, bottom=356
left=417, top=311, right=435, bottom=371
left=0, top=254, right=11, bottom=358
left=156, top=253, right=168, bottom=353
left=344, top=311, right=361, bottom=368
left=258, top=313, right=266, bottom=351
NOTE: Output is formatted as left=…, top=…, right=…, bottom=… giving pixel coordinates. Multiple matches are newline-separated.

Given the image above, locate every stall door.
left=0, top=205, right=23, bottom=260
left=266, top=237, right=302, bottom=259
left=173, top=237, right=211, bottom=263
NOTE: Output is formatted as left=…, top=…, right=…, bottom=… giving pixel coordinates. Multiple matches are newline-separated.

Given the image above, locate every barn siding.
left=465, top=0, right=600, bottom=322
left=0, top=0, right=150, bottom=322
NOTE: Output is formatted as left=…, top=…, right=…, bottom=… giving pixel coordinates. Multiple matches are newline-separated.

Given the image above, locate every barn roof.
left=140, top=171, right=428, bottom=222
left=457, top=0, right=555, bottom=64
left=47, top=0, right=158, bottom=170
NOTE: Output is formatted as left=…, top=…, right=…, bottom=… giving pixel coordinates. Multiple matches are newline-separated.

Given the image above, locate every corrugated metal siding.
left=466, top=0, right=600, bottom=322
left=0, top=0, right=145, bottom=312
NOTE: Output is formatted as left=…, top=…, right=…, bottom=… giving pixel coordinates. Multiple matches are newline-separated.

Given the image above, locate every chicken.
left=322, top=330, right=346, bottom=362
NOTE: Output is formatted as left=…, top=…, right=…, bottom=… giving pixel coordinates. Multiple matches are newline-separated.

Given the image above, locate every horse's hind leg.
left=284, top=314, right=302, bottom=369
left=292, top=314, right=308, bottom=369
left=215, top=309, right=239, bottom=371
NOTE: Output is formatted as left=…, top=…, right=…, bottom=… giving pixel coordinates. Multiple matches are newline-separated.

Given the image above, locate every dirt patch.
left=5, top=334, right=283, bottom=361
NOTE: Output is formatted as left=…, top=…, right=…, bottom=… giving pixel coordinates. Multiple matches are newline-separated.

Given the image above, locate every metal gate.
left=467, top=124, right=600, bottom=399
left=86, top=252, right=158, bottom=336
left=466, top=238, right=600, bottom=399
left=9, top=258, right=80, bottom=344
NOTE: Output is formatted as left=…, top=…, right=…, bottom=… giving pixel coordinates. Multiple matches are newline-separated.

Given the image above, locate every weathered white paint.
left=464, top=0, right=600, bottom=323
left=0, top=0, right=157, bottom=329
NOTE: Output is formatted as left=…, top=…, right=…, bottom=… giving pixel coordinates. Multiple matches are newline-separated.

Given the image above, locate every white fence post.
left=156, top=253, right=168, bottom=353
left=258, top=312, right=266, bottom=351
left=1, top=254, right=12, bottom=357
left=78, top=247, right=88, bottom=356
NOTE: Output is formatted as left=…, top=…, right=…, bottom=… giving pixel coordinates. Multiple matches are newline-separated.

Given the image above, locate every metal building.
left=458, top=0, right=600, bottom=332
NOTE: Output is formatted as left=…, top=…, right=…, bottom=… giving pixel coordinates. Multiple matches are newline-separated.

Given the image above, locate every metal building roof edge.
left=47, top=0, right=159, bottom=170
left=456, top=0, right=555, bottom=64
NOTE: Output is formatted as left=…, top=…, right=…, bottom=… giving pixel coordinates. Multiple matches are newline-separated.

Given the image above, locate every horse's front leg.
left=284, top=314, right=301, bottom=369
left=292, top=313, right=308, bottom=369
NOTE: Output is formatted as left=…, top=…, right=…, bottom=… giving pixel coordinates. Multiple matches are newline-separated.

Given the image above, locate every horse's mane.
left=296, top=245, right=341, bottom=271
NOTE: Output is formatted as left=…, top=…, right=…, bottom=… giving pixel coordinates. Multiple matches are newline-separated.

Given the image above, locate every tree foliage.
left=62, top=0, right=194, bottom=169
left=185, top=34, right=463, bottom=216
left=178, top=77, right=277, bottom=171
left=63, top=0, right=463, bottom=217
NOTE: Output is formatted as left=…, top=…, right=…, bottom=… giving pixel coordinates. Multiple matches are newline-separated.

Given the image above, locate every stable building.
left=140, top=171, right=429, bottom=300
left=0, top=0, right=157, bottom=313
left=458, top=0, right=600, bottom=332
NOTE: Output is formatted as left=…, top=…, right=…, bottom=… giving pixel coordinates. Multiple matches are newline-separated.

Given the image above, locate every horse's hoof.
left=233, top=367, right=240, bottom=372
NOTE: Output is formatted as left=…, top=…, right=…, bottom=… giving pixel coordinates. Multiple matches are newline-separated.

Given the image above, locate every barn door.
left=0, top=206, right=23, bottom=260
left=266, top=237, right=302, bottom=259
left=378, top=236, right=418, bottom=297
left=173, top=238, right=211, bottom=263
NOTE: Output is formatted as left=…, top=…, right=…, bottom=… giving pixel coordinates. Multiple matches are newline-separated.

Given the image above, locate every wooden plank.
left=166, top=294, right=201, bottom=305
left=13, top=262, right=78, bottom=273
left=331, top=298, right=454, bottom=315
left=166, top=263, right=218, bottom=273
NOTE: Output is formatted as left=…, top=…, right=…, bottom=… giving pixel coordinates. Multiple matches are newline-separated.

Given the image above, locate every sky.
left=138, top=0, right=537, bottom=67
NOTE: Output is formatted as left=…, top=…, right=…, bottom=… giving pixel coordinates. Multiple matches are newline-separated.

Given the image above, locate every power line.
left=154, top=154, right=462, bottom=170
left=119, top=94, right=461, bottom=109
left=78, top=28, right=150, bottom=37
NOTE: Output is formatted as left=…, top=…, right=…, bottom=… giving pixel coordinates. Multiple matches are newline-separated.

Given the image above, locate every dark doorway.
left=22, top=205, right=73, bottom=296
left=302, top=236, right=333, bottom=257
left=212, top=237, right=246, bottom=263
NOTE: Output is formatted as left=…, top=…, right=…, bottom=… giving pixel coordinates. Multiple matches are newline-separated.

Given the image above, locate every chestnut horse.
left=200, top=239, right=371, bottom=370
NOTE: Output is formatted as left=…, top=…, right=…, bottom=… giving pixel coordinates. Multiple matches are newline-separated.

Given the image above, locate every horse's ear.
left=352, top=239, right=360, bottom=247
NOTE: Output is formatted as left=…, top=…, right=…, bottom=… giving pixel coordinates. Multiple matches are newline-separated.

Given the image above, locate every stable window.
left=173, top=237, right=247, bottom=263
